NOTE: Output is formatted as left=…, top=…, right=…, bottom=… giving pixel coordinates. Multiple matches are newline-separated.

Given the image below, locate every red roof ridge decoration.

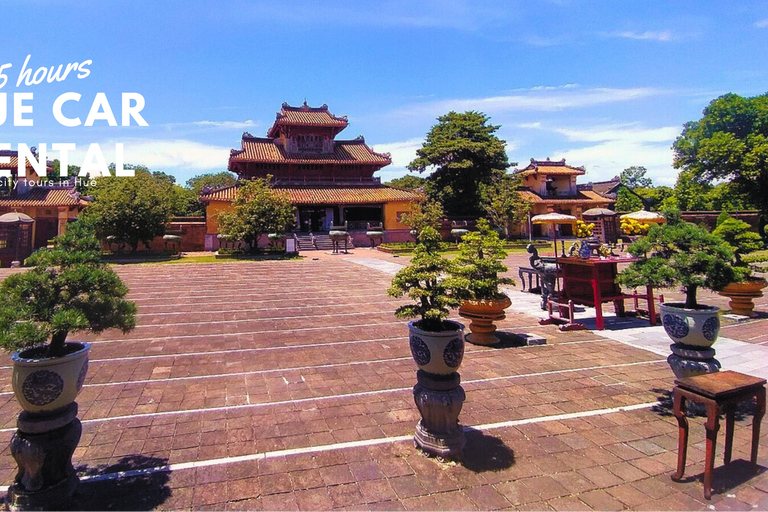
left=515, top=157, right=586, bottom=177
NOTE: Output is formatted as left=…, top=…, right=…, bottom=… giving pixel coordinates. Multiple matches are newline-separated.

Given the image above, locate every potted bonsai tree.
left=0, top=217, right=137, bottom=414
left=713, top=212, right=767, bottom=316
left=387, top=226, right=466, bottom=375
left=617, top=209, right=737, bottom=348
left=452, top=219, right=515, bottom=345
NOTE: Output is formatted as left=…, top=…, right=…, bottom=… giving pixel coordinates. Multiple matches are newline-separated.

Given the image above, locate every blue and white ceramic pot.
left=660, top=303, right=720, bottom=348
left=11, top=342, right=91, bottom=415
left=407, top=320, right=465, bottom=375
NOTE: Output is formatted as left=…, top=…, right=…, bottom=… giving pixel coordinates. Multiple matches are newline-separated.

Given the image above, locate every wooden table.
left=557, top=256, right=656, bottom=330
left=671, top=371, right=766, bottom=500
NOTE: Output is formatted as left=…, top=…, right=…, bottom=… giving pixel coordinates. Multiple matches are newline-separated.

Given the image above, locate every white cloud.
left=545, top=124, right=679, bottom=185
left=372, top=138, right=423, bottom=168
left=165, top=120, right=259, bottom=130
left=120, top=139, right=232, bottom=171
left=756, top=18, right=768, bottom=28
left=554, top=124, right=680, bottom=143
left=388, top=86, right=666, bottom=119
left=604, top=30, right=674, bottom=42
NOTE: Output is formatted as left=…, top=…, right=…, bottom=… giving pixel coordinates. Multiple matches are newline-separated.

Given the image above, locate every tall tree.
left=619, top=166, right=653, bottom=188
left=384, top=175, right=426, bottom=191
left=673, top=92, right=768, bottom=239
left=217, top=176, right=295, bottom=252
left=408, top=111, right=509, bottom=217
left=481, top=173, right=530, bottom=239
left=87, top=170, right=175, bottom=252
left=187, top=171, right=237, bottom=197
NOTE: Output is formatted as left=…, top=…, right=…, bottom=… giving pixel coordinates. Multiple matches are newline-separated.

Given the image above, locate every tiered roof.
left=516, top=158, right=586, bottom=177
left=230, top=134, right=391, bottom=166
left=201, top=184, right=421, bottom=205
left=267, top=102, right=349, bottom=138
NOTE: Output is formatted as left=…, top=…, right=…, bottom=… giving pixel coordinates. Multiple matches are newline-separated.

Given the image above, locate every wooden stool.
left=671, top=370, right=766, bottom=500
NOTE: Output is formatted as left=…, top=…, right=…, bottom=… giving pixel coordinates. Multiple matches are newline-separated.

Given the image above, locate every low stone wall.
left=680, top=210, right=759, bottom=231
left=104, top=217, right=207, bottom=253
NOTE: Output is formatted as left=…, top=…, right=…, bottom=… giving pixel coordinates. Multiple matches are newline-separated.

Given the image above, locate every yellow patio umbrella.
left=619, top=210, right=666, bottom=223
left=531, top=212, right=578, bottom=258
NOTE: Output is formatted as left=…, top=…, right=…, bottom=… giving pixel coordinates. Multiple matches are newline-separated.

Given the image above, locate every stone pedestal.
left=6, top=403, right=81, bottom=511
left=412, top=370, right=465, bottom=460
left=667, top=344, right=721, bottom=379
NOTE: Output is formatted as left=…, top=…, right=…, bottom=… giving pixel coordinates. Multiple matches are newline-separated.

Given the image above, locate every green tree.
left=183, top=172, right=237, bottom=216
left=399, top=200, right=444, bottom=232
left=217, top=176, right=295, bottom=252
left=387, top=226, right=465, bottom=331
left=408, top=111, right=510, bottom=217
left=673, top=92, right=768, bottom=239
left=384, top=175, right=426, bottom=191
left=614, top=187, right=644, bottom=212
left=480, top=173, right=530, bottom=239
left=450, top=219, right=513, bottom=300
left=0, top=217, right=136, bottom=357
left=712, top=212, right=763, bottom=267
left=620, top=166, right=653, bottom=188
left=87, top=170, right=174, bottom=252
left=187, top=172, right=237, bottom=196
left=617, top=208, right=739, bottom=309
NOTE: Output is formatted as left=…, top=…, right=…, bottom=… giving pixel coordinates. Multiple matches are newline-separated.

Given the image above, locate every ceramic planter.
left=660, top=303, right=720, bottom=348
left=458, top=295, right=512, bottom=346
left=718, top=277, right=768, bottom=317
left=407, top=320, right=465, bottom=375
left=11, top=342, right=91, bottom=415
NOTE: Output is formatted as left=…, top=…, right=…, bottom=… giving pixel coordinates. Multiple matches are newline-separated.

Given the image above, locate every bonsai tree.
left=450, top=219, right=513, bottom=300
left=712, top=212, right=764, bottom=270
left=616, top=208, right=738, bottom=309
left=387, top=226, right=465, bottom=332
left=0, top=217, right=137, bottom=357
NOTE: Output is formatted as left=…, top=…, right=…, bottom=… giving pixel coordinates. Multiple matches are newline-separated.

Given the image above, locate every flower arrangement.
left=620, top=218, right=650, bottom=236
left=575, top=220, right=595, bottom=238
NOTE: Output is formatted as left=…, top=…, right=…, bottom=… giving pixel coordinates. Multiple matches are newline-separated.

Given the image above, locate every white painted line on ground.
left=136, top=295, right=394, bottom=314
left=129, top=310, right=394, bottom=329
left=0, top=401, right=658, bottom=491
left=0, top=358, right=665, bottom=433
left=79, top=321, right=403, bottom=345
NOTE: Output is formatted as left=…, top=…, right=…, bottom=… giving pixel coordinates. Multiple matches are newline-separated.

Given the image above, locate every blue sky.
left=2, top=0, right=768, bottom=186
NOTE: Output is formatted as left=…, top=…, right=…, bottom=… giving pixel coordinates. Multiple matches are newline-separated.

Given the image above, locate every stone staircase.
left=292, top=232, right=355, bottom=251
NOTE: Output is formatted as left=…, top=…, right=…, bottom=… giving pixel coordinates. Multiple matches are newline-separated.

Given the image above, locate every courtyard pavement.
left=0, top=249, right=767, bottom=511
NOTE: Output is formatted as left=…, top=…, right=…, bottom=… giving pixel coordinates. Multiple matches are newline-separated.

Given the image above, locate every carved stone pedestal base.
left=413, top=371, right=465, bottom=460
left=6, top=403, right=81, bottom=511
left=667, top=344, right=721, bottom=379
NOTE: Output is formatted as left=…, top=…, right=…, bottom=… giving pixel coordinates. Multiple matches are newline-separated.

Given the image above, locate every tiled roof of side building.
left=516, top=158, right=586, bottom=177
left=201, top=184, right=422, bottom=205
left=0, top=154, right=53, bottom=171
left=0, top=187, right=83, bottom=207
left=229, top=135, right=391, bottom=166
left=519, top=189, right=613, bottom=205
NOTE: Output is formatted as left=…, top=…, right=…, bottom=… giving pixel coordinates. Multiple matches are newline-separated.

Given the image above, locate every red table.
left=557, top=256, right=656, bottom=330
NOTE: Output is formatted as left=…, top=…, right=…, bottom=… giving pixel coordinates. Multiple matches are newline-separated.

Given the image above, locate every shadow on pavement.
left=461, top=428, right=515, bottom=473
left=651, top=388, right=759, bottom=421
left=68, top=455, right=171, bottom=511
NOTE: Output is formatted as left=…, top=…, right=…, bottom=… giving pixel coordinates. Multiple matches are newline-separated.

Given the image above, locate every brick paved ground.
left=0, top=252, right=767, bottom=510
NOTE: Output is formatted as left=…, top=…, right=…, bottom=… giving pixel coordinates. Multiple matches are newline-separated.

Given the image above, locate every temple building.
left=515, top=158, right=613, bottom=237
left=201, top=102, right=421, bottom=249
left=0, top=150, right=87, bottom=249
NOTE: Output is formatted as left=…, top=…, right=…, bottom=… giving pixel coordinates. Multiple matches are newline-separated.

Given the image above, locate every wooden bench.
left=671, top=370, right=766, bottom=500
